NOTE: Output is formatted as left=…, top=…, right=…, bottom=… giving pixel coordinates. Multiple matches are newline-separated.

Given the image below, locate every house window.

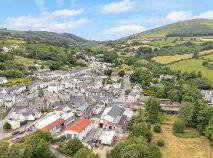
left=99, top=123, right=103, bottom=128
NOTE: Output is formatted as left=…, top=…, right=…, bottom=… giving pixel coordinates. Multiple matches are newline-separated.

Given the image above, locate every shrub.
left=118, top=70, right=125, bottom=77
left=157, top=139, right=165, bottom=147
left=58, top=138, right=84, bottom=156
left=3, top=122, right=11, bottom=130
left=107, top=137, right=161, bottom=158
left=173, top=119, right=185, bottom=134
left=130, top=123, right=152, bottom=142
left=154, top=124, right=161, bottom=133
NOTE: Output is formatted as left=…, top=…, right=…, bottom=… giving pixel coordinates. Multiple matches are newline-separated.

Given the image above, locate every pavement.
left=114, top=75, right=131, bottom=102
left=0, top=108, right=14, bottom=139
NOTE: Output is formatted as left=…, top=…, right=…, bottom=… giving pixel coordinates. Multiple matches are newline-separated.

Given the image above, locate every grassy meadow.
left=14, top=56, right=45, bottom=65
left=153, top=114, right=213, bottom=158
left=168, top=58, right=213, bottom=82
left=152, top=54, right=193, bottom=64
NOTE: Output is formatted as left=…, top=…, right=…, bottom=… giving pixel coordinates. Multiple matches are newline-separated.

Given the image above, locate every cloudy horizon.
left=1, top=0, right=213, bottom=40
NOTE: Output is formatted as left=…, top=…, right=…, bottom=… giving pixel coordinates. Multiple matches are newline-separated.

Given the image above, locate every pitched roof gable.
left=66, top=119, right=92, bottom=133
left=41, top=118, right=64, bottom=131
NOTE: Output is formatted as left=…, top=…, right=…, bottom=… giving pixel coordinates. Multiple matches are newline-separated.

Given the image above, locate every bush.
left=58, top=138, right=84, bottom=156
left=3, top=122, right=11, bottom=130
left=153, top=124, right=161, bottom=133
left=157, top=139, right=165, bottom=147
left=107, top=137, right=161, bottom=158
left=118, top=70, right=125, bottom=77
left=130, top=123, right=152, bottom=142
left=173, top=119, right=185, bottom=134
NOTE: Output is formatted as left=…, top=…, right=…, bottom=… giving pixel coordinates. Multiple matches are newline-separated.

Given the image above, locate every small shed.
left=8, top=121, right=20, bottom=130
left=101, top=131, right=115, bottom=145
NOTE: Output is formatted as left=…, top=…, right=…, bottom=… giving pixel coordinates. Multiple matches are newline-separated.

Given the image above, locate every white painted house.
left=65, top=119, right=92, bottom=140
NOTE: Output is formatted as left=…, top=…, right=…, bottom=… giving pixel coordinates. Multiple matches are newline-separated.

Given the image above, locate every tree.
left=130, top=68, right=152, bottom=88
left=205, top=117, right=213, bottom=144
left=191, top=100, right=205, bottom=128
left=127, top=115, right=144, bottom=132
left=130, top=123, right=152, bottom=142
left=172, top=119, right=185, bottom=134
left=23, top=131, right=54, bottom=158
left=118, top=70, right=125, bottom=77
left=197, top=106, right=213, bottom=133
left=107, top=137, right=161, bottom=158
left=49, top=62, right=61, bottom=71
left=104, top=69, right=113, bottom=77
left=75, top=148, right=99, bottom=158
left=125, top=89, right=131, bottom=95
left=3, top=122, right=11, bottom=130
left=179, top=102, right=193, bottom=127
left=153, top=124, right=161, bottom=133
left=145, top=98, right=161, bottom=123
left=58, top=138, right=84, bottom=156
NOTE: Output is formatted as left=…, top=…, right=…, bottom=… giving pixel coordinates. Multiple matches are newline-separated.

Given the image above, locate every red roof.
left=66, top=119, right=92, bottom=133
left=41, top=118, right=64, bottom=131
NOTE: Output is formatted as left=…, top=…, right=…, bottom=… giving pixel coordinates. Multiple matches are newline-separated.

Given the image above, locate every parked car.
left=19, top=129, right=26, bottom=134
left=12, top=131, right=20, bottom=136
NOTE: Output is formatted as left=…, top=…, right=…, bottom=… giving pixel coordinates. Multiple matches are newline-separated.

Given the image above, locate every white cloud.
left=104, top=25, right=146, bottom=35
left=56, top=0, right=64, bottom=8
left=165, top=11, right=193, bottom=21
left=52, top=9, right=84, bottom=18
left=102, top=0, right=136, bottom=14
left=197, top=11, right=213, bottom=19
left=5, top=9, right=89, bottom=32
left=146, top=11, right=193, bottom=24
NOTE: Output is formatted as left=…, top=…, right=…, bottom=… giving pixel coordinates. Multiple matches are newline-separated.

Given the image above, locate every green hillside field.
left=126, top=19, right=213, bottom=40
left=168, top=58, right=213, bottom=82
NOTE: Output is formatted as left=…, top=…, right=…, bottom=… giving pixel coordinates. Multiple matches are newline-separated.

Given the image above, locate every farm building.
left=64, top=119, right=92, bottom=140
left=34, top=114, right=64, bottom=134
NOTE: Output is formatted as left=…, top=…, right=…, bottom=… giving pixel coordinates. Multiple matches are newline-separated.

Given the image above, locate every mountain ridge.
left=124, top=18, right=213, bottom=40
left=0, top=29, right=88, bottom=45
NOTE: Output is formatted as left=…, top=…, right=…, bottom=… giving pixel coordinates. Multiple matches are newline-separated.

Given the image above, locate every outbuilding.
left=65, top=119, right=92, bottom=140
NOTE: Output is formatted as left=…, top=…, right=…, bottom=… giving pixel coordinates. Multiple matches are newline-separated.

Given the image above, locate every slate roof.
left=107, top=106, right=124, bottom=118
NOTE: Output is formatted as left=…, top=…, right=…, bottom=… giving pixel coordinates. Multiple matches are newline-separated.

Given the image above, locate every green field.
left=126, top=19, right=213, bottom=39
left=0, top=39, right=25, bottom=44
left=14, top=56, right=45, bottom=65
left=152, top=54, right=193, bottom=64
left=168, top=58, right=213, bottom=82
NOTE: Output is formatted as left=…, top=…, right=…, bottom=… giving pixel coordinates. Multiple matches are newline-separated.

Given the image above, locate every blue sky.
left=0, top=0, right=213, bottom=40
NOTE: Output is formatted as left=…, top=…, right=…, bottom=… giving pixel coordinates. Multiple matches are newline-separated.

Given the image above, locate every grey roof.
left=119, top=115, right=128, bottom=125
left=129, top=91, right=140, bottom=97
left=0, top=93, right=7, bottom=99
left=107, top=106, right=124, bottom=118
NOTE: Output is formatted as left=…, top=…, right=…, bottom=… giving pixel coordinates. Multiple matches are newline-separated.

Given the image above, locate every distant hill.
left=0, top=30, right=88, bottom=45
left=126, top=18, right=213, bottom=39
